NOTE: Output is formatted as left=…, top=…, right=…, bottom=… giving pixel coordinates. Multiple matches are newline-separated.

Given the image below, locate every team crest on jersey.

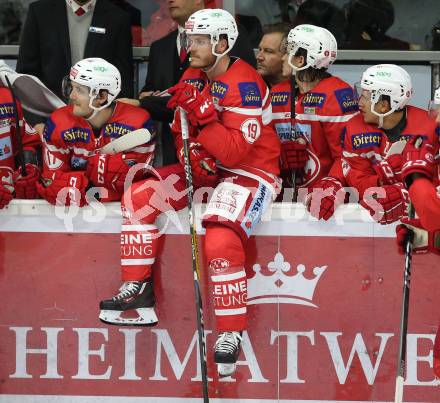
left=62, top=127, right=91, bottom=143
left=103, top=122, right=134, bottom=138
left=0, top=103, right=14, bottom=120
left=0, top=136, right=12, bottom=161
left=302, top=150, right=321, bottom=187
left=334, top=88, right=358, bottom=113
left=210, top=81, right=229, bottom=99
left=271, top=92, right=289, bottom=106
left=183, top=78, right=205, bottom=92
left=351, top=132, right=382, bottom=149
left=238, top=82, right=262, bottom=107
left=302, top=92, right=326, bottom=108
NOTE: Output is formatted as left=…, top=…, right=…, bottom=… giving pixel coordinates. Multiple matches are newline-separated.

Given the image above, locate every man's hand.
left=401, top=137, right=437, bottom=188
left=396, top=217, right=440, bottom=255
left=13, top=163, right=40, bottom=199
left=374, top=154, right=403, bottom=185
left=280, top=138, right=308, bottom=171
left=361, top=183, right=408, bottom=225
left=0, top=177, right=14, bottom=209
left=167, top=82, right=217, bottom=126
left=36, top=172, right=89, bottom=206
left=87, top=153, right=140, bottom=193
left=178, top=142, right=218, bottom=187
left=305, top=177, right=345, bottom=220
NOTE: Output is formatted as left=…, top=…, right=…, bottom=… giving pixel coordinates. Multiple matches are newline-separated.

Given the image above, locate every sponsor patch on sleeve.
left=351, top=132, right=382, bottom=149
left=0, top=135, right=12, bottom=161
left=271, top=91, right=290, bottom=106
left=43, top=118, right=56, bottom=142
left=210, top=81, right=229, bottom=99
left=301, top=92, right=326, bottom=108
left=238, top=82, right=262, bottom=107
left=103, top=122, right=134, bottom=139
left=334, top=87, right=358, bottom=113
left=0, top=102, right=14, bottom=120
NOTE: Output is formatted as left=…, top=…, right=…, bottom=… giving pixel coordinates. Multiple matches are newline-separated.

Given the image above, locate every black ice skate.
left=214, top=331, right=242, bottom=377
left=99, top=280, right=158, bottom=326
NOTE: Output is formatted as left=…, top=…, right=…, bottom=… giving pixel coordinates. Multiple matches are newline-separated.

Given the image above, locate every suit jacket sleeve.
left=115, top=11, right=134, bottom=98
left=16, top=3, right=42, bottom=78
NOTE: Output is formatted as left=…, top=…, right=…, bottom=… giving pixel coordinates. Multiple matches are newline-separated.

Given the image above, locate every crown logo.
left=247, top=252, right=327, bottom=307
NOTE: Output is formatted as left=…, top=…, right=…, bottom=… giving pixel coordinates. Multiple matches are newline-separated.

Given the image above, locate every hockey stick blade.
left=394, top=375, right=404, bottom=402
left=99, top=128, right=152, bottom=155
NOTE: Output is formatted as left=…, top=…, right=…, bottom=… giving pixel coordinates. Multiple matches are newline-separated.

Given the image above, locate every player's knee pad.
left=121, top=179, right=160, bottom=224
left=204, top=224, right=245, bottom=269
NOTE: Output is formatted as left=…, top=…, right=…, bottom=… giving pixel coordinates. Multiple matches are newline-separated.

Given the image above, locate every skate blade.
left=99, top=308, right=158, bottom=326
left=217, top=363, right=236, bottom=377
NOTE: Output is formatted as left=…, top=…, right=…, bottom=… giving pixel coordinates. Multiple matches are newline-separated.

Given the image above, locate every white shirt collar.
left=66, top=0, right=96, bottom=15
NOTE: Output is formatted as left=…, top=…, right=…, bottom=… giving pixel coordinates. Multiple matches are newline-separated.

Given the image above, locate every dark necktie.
left=75, top=7, right=85, bottom=16
left=179, top=32, right=188, bottom=62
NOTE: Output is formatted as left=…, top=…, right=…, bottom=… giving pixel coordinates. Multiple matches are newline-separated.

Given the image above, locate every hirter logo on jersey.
left=271, top=92, right=289, bottom=106
left=0, top=103, right=14, bottom=120
left=183, top=78, right=205, bottom=92
left=334, top=88, right=358, bottom=113
left=247, top=251, right=327, bottom=307
left=351, top=132, right=382, bottom=149
left=210, top=81, right=229, bottom=99
left=61, top=127, right=91, bottom=144
left=238, top=82, right=262, bottom=107
left=302, top=92, right=326, bottom=108
left=103, top=122, right=134, bottom=139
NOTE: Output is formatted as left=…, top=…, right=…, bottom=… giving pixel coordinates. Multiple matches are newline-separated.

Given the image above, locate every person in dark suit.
left=16, top=0, right=134, bottom=100
left=120, top=0, right=257, bottom=165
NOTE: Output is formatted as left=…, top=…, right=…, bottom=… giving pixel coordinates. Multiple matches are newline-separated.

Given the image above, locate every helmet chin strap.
left=86, top=95, right=109, bottom=121
left=202, top=42, right=230, bottom=73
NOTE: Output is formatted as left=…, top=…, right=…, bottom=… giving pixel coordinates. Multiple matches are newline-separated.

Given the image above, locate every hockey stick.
left=99, top=128, right=152, bottom=155
left=290, top=76, right=298, bottom=202
left=180, top=108, right=210, bottom=403
left=5, top=75, right=27, bottom=176
left=394, top=202, right=415, bottom=403
left=394, top=138, right=422, bottom=403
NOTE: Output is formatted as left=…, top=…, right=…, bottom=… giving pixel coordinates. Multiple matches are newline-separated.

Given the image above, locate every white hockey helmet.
left=185, top=9, right=238, bottom=58
left=360, top=64, right=412, bottom=119
left=286, top=24, right=337, bottom=72
left=428, top=87, right=440, bottom=119
left=66, top=58, right=121, bottom=114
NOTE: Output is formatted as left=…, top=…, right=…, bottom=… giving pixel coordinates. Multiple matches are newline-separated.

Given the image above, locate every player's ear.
left=96, top=90, right=109, bottom=106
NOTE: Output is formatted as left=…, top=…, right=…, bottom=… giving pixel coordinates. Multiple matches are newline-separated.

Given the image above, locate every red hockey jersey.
left=342, top=105, right=439, bottom=197
left=270, top=76, right=358, bottom=187
left=171, top=58, right=281, bottom=190
left=0, top=87, right=40, bottom=185
left=41, top=102, right=155, bottom=200
left=409, top=177, right=440, bottom=231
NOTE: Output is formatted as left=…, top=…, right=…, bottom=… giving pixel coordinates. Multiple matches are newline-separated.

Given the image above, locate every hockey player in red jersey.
left=395, top=88, right=440, bottom=379
left=99, top=9, right=281, bottom=376
left=270, top=24, right=358, bottom=219
left=0, top=85, right=41, bottom=208
left=342, top=64, right=438, bottom=225
left=36, top=58, right=155, bottom=206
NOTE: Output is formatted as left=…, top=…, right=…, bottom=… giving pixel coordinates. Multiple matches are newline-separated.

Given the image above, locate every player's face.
left=187, top=34, right=216, bottom=69
left=70, top=82, right=93, bottom=118
left=357, top=89, right=381, bottom=125
left=256, top=33, right=285, bottom=80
